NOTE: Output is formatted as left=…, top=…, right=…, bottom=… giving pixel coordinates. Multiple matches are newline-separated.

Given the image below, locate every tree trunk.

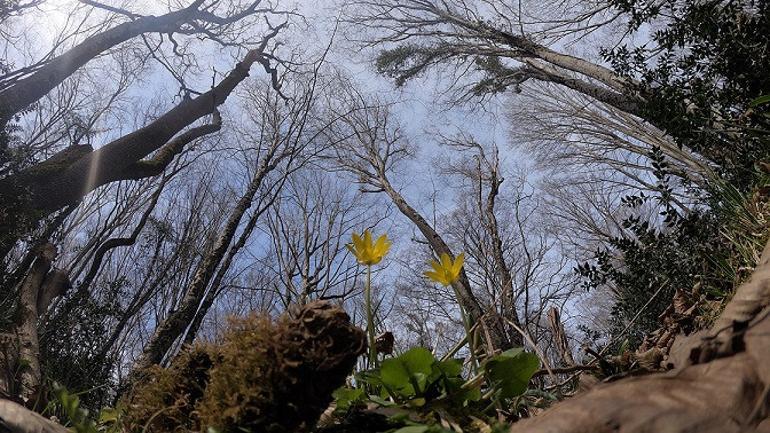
left=0, top=399, right=69, bottom=433
left=0, top=1, right=206, bottom=123
left=5, top=243, right=70, bottom=402
left=134, top=148, right=283, bottom=371
left=481, top=165, right=524, bottom=348
left=0, top=47, right=270, bottom=258
left=547, top=307, right=575, bottom=367
left=380, top=179, right=513, bottom=351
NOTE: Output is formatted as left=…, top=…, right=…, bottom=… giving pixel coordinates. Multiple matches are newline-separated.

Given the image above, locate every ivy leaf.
left=484, top=348, right=539, bottom=399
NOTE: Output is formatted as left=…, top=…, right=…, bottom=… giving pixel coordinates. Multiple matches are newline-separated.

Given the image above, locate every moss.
left=121, top=345, right=214, bottom=432
left=122, top=301, right=365, bottom=433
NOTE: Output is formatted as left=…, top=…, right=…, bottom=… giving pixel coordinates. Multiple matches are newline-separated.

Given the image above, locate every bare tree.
left=262, top=170, right=383, bottom=307
left=507, top=84, right=712, bottom=200
left=345, top=0, right=644, bottom=113
left=0, top=0, right=290, bottom=259
left=133, top=75, right=324, bottom=372
left=443, top=138, right=525, bottom=347
left=323, top=80, right=514, bottom=351
left=442, top=138, right=573, bottom=353
left=0, top=0, right=299, bottom=401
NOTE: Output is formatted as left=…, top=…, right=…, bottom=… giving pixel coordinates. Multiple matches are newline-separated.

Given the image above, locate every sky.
left=17, top=0, right=518, bottom=158
left=5, top=0, right=631, bottom=344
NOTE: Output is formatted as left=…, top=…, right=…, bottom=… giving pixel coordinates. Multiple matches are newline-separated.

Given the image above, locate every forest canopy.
left=0, top=0, right=768, bottom=432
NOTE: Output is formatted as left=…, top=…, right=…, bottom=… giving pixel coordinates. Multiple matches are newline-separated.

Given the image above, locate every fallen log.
left=0, top=399, right=69, bottom=433
left=510, top=239, right=770, bottom=433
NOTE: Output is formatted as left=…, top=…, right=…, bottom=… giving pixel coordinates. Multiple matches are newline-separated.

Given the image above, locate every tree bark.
left=133, top=144, right=284, bottom=371
left=547, top=307, right=575, bottom=367
left=0, top=0, right=207, bottom=123
left=522, top=61, right=642, bottom=115
left=0, top=46, right=274, bottom=258
left=480, top=160, right=524, bottom=348
left=508, top=238, right=770, bottom=433
left=0, top=399, right=69, bottom=433
left=26, top=48, right=268, bottom=214
left=379, top=179, right=513, bottom=351
left=181, top=199, right=265, bottom=346
left=8, top=243, right=69, bottom=402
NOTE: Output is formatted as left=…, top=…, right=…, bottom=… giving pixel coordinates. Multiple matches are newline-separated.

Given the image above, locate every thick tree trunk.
left=0, top=47, right=269, bottom=258
left=430, top=3, right=645, bottom=105
left=522, top=61, right=643, bottom=115
left=0, top=0, right=206, bottom=123
left=4, top=244, right=70, bottom=402
left=14, top=244, right=54, bottom=402
left=24, top=49, right=264, bottom=214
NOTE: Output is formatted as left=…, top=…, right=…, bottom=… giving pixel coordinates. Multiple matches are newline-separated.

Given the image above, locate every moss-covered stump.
left=122, top=301, right=366, bottom=433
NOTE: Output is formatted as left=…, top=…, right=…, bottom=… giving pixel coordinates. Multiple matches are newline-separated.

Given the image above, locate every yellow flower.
left=347, top=229, right=391, bottom=265
left=425, top=252, right=465, bottom=286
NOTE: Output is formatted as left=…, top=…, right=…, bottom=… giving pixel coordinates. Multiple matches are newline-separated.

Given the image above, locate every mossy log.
left=121, top=301, right=366, bottom=433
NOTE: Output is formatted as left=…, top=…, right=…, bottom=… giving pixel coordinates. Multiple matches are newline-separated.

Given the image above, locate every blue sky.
left=5, top=0, right=635, bottom=348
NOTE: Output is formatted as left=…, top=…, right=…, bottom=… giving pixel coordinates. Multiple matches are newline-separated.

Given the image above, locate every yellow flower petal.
left=439, top=252, right=451, bottom=269
left=352, top=232, right=363, bottom=251
left=374, top=235, right=390, bottom=255
left=429, top=259, right=443, bottom=274
left=425, top=251, right=465, bottom=286
left=348, top=230, right=390, bottom=266
left=424, top=270, right=446, bottom=285
left=452, top=253, right=465, bottom=275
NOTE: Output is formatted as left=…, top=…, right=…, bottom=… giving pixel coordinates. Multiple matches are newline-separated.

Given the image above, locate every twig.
left=532, top=364, right=598, bottom=379
left=504, top=318, right=556, bottom=382
left=598, top=280, right=670, bottom=357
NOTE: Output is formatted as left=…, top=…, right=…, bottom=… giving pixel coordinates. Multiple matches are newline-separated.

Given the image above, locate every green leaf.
left=750, top=94, right=770, bottom=107
left=380, top=347, right=435, bottom=397
left=98, top=407, right=119, bottom=423
left=368, top=395, right=396, bottom=407
left=445, top=376, right=481, bottom=405
left=392, top=426, right=431, bottom=433
left=484, top=348, right=539, bottom=399
left=434, top=359, right=462, bottom=378
left=462, top=385, right=482, bottom=404
left=332, top=387, right=365, bottom=411
left=407, top=397, right=426, bottom=407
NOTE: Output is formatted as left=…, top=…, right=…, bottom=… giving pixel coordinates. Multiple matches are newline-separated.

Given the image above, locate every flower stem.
left=365, top=264, right=377, bottom=368
left=451, top=284, right=479, bottom=373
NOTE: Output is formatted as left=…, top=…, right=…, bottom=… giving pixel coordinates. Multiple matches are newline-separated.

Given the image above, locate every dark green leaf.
left=484, top=348, right=539, bottom=399
left=332, top=387, right=365, bottom=411
left=380, top=347, right=435, bottom=397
